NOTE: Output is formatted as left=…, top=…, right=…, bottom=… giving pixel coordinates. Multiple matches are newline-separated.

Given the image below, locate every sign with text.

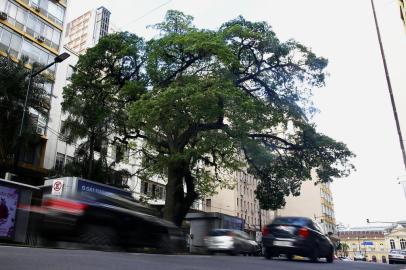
left=77, top=179, right=131, bottom=197
left=51, top=179, right=64, bottom=195
left=0, top=186, right=19, bottom=238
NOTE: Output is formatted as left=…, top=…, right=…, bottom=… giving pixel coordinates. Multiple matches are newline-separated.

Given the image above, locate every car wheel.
left=264, top=247, right=273, bottom=260
left=309, top=247, right=319, bottom=263
left=80, top=224, right=117, bottom=250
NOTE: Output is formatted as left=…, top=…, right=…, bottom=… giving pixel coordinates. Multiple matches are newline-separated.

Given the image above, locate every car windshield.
left=209, top=229, right=233, bottom=236
left=272, top=217, right=310, bottom=227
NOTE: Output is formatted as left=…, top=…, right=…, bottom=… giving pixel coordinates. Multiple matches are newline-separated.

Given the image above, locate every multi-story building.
left=0, top=0, right=67, bottom=184
left=203, top=171, right=274, bottom=238
left=385, top=222, right=406, bottom=251
left=44, top=6, right=112, bottom=172
left=42, top=6, right=172, bottom=208
left=338, top=226, right=389, bottom=263
left=64, top=6, right=110, bottom=54
left=277, top=177, right=337, bottom=235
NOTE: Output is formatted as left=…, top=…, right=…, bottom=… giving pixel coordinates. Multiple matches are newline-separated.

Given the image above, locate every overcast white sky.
left=67, top=0, right=406, bottom=227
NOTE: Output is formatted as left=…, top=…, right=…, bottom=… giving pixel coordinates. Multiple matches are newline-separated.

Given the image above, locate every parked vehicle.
left=388, top=249, right=406, bottom=264
left=37, top=191, right=186, bottom=252
left=262, top=216, right=335, bottom=263
left=205, top=229, right=256, bottom=255
left=353, top=252, right=367, bottom=261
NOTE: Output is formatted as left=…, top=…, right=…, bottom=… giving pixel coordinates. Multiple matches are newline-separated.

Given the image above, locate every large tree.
left=61, top=32, right=147, bottom=183
left=127, top=11, right=354, bottom=226
left=64, top=11, right=354, bottom=226
left=0, top=56, right=49, bottom=171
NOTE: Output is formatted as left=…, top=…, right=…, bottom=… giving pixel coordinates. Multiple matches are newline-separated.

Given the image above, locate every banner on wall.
left=0, top=186, right=19, bottom=238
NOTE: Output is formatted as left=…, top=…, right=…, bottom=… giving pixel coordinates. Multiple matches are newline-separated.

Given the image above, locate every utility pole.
left=370, top=0, right=406, bottom=170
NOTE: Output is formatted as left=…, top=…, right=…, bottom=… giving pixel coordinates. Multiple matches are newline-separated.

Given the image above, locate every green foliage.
left=0, top=56, right=49, bottom=166
left=61, top=32, right=146, bottom=182
left=64, top=11, right=355, bottom=224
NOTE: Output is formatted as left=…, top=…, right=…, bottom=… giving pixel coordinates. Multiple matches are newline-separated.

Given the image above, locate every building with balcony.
left=0, top=0, right=67, bottom=183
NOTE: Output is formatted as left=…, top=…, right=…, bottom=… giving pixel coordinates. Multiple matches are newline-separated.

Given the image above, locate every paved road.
left=1, top=246, right=405, bottom=270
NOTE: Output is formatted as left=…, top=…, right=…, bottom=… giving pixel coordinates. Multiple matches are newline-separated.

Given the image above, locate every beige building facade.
left=386, top=223, right=406, bottom=251
left=64, top=6, right=110, bottom=54
left=203, top=171, right=274, bottom=237
left=339, top=227, right=389, bottom=263
left=278, top=179, right=336, bottom=234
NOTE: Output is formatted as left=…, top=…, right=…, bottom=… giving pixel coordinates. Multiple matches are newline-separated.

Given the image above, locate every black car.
left=37, top=192, right=186, bottom=252
left=262, top=216, right=334, bottom=263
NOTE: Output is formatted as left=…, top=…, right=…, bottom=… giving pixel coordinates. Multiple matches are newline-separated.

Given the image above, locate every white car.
left=389, top=249, right=406, bottom=264
left=353, top=253, right=367, bottom=261
left=205, top=229, right=254, bottom=255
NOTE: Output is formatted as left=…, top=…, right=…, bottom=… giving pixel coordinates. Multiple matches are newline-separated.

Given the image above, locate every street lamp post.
left=12, top=52, right=70, bottom=176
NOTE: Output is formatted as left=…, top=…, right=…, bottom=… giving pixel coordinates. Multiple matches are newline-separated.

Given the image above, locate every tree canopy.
left=64, top=11, right=355, bottom=226
left=0, top=56, right=49, bottom=170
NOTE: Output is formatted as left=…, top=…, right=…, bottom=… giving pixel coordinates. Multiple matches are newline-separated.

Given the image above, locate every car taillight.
left=43, top=198, right=87, bottom=214
left=298, top=227, right=310, bottom=238
left=262, top=226, right=270, bottom=237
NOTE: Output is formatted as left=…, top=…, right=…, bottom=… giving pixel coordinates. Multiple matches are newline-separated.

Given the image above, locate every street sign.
left=51, top=179, right=64, bottom=195
left=362, top=241, right=374, bottom=246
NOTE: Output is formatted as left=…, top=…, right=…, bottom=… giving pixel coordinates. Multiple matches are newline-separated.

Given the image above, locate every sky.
left=66, top=0, right=406, bottom=227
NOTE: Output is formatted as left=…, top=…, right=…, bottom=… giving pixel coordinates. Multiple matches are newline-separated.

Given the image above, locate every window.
left=141, top=181, right=148, bottom=195
left=0, top=0, right=6, bottom=11
left=401, top=239, right=406, bottom=250
left=206, top=199, right=211, bottom=208
left=48, top=1, right=64, bottom=24
left=54, top=152, right=65, bottom=171
left=65, top=155, right=73, bottom=165
left=390, top=239, right=396, bottom=250
left=0, top=27, right=12, bottom=52
left=9, top=33, right=22, bottom=58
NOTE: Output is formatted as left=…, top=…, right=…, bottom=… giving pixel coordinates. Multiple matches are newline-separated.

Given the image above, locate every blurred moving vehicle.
left=353, top=252, right=367, bottom=261
left=38, top=192, right=186, bottom=252
left=248, top=240, right=262, bottom=256
left=262, top=216, right=335, bottom=263
left=205, top=229, right=257, bottom=255
left=388, top=249, right=406, bottom=264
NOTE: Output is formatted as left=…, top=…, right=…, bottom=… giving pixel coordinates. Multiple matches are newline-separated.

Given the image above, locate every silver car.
left=205, top=229, right=255, bottom=255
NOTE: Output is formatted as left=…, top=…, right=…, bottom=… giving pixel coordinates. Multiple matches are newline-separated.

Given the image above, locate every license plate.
left=273, top=240, right=293, bottom=247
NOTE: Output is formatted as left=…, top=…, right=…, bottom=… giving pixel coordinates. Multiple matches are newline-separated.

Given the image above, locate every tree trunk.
left=163, top=160, right=185, bottom=226
left=87, top=132, right=95, bottom=180
left=163, top=159, right=199, bottom=227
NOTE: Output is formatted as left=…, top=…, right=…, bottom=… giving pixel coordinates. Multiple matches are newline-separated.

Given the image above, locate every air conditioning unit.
left=36, top=126, right=45, bottom=136
left=36, top=35, right=45, bottom=43
left=0, top=11, right=7, bottom=20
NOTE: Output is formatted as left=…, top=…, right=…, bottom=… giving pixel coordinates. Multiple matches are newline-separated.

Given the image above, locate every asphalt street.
left=0, top=246, right=405, bottom=270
